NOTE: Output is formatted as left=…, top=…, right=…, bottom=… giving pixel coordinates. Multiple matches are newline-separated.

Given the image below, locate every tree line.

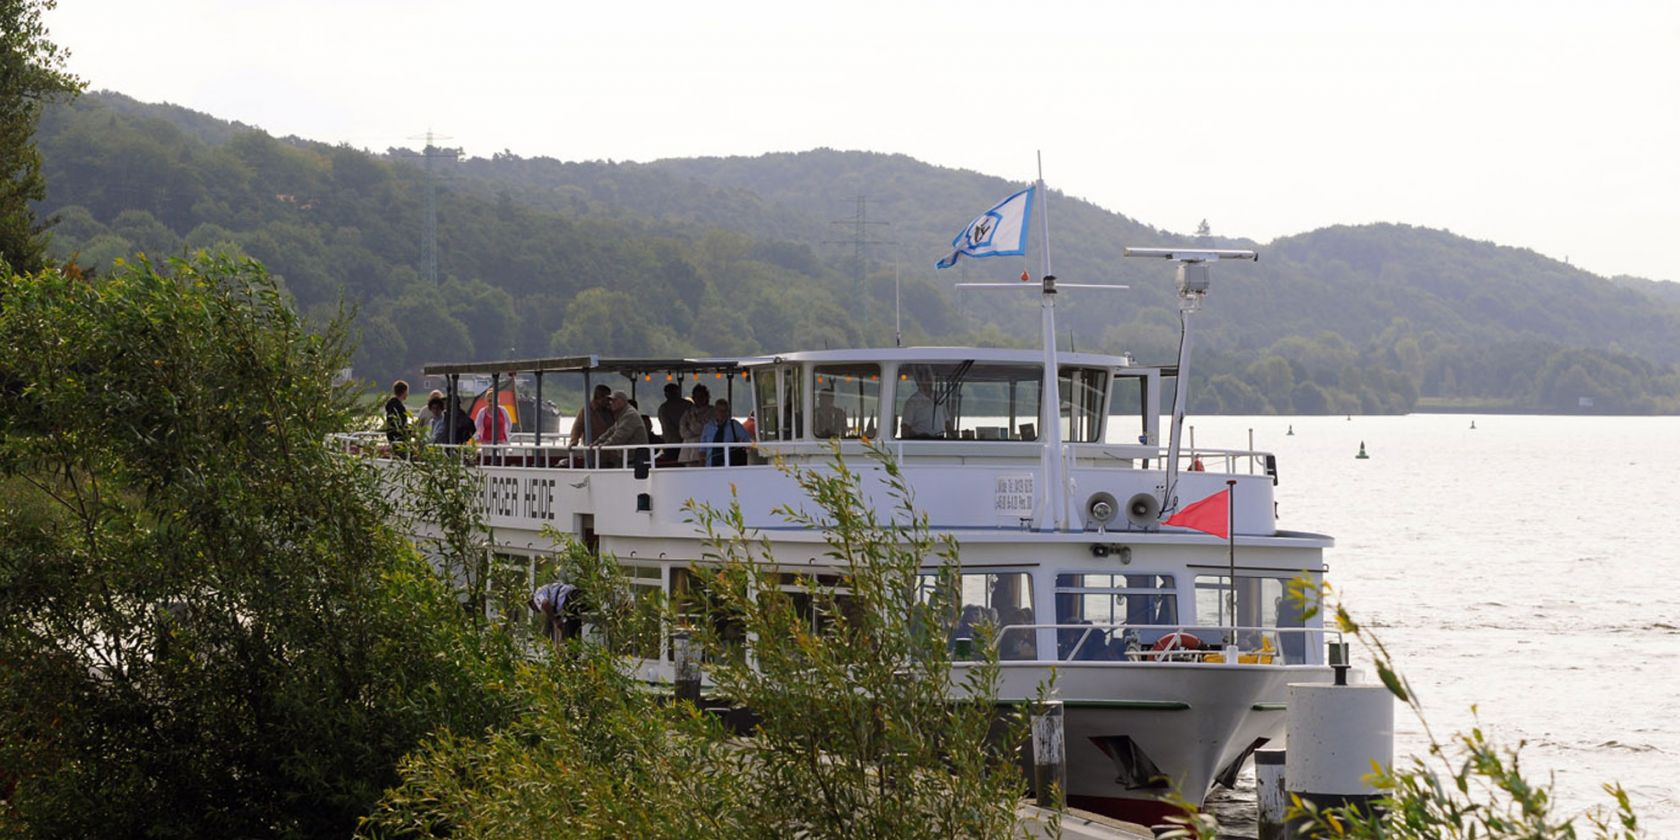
left=29, top=91, right=1680, bottom=413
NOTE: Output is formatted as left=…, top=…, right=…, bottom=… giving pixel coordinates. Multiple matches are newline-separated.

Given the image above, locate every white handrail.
left=970, top=622, right=1337, bottom=666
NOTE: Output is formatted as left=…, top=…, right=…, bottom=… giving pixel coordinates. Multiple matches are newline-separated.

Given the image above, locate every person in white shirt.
left=899, top=367, right=946, bottom=439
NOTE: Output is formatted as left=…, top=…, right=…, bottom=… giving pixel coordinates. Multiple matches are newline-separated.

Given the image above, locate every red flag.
left=1165, top=488, right=1229, bottom=538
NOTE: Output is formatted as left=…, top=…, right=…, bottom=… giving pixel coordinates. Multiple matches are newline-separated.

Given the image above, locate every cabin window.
left=773, top=572, right=861, bottom=638
left=1059, top=366, right=1108, bottom=443
left=490, top=551, right=545, bottom=638
left=618, top=563, right=665, bottom=659
left=671, top=567, right=746, bottom=662
left=917, top=571, right=1037, bottom=660
left=1194, top=574, right=1315, bottom=664
left=812, top=364, right=880, bottom=439
left=753, top=366, right=804, bottom=441
left=1054, top=573, right=1178, bottom=659
left=893, top=363, right=1042, bottom=441
left=1110, top=374, right=1149, bottom=445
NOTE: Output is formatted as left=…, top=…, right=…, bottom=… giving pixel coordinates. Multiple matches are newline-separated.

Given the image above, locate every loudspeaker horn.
left=1085, top=491, right=1119, bottom=530
left=1126, top=492, right=1162, bottom=529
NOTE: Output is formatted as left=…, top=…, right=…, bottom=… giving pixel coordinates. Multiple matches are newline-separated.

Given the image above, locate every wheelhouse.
left=744, top=348, right=1161, bottom=451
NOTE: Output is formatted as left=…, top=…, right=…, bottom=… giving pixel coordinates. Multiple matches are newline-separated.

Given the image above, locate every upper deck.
left=350, top=347, right=1327, bottom=547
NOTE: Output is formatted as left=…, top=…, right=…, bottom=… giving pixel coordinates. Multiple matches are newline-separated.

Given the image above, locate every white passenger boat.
left=354, top=251, right=1336, bottom=824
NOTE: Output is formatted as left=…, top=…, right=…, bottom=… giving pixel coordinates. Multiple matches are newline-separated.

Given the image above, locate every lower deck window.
left=1054, top=573, right=1178, bottom=660
left=1194, top=574, right=1316, bottom=664
left=775, top=572, right=862, bottom=639
left=672, top=567, right=746, bottom=661
left=918, top=571, right=1037, bottom=660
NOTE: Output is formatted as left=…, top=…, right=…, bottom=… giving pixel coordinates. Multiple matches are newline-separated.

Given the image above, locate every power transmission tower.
left=825, top=195, right=892, bottom=339
left=409, top=130, right=461, bottom=284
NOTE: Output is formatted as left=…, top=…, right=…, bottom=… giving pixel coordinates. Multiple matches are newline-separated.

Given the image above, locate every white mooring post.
left=1285, top=659, right=1393, bottom=838
left=1031, top=700, right=1066, bottom=809
left=671, top=630, right=701, bottom=705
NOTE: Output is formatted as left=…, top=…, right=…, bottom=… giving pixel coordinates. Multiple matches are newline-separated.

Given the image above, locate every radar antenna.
left=1121, top=247, right=1257, bottom=519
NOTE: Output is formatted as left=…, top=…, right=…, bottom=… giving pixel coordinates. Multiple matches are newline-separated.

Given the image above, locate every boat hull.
left=977, top=661, right=1332, bottom=823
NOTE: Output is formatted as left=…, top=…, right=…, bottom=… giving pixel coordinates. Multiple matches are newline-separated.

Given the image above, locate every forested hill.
left=32, top=91, right=1680, bottom=413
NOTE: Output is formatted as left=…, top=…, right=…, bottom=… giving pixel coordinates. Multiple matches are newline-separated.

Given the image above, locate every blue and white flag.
left=934, top=186, right=1035, bottom=269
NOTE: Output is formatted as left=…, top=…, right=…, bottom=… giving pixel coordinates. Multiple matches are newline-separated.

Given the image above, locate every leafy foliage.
left=0, top=0, right=82, bottom=272
left=684, top=443, right=1033, bottom=839
left=361, top=547, right=755, bottom=840
left=0, top=255, right=520, bottom=837
left=364, top=445, right=1034, bottom=839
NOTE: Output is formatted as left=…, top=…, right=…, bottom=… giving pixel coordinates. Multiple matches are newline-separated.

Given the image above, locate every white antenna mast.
left=956, top=155, right=1130, bottom=531
left=894, top=260, right=902, bottom=347
left=1122, top=247, right=1257, bottom=518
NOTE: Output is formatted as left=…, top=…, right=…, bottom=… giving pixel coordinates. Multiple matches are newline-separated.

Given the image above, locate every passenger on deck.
left=656, top=382, right=689, bottom=462
left=383, top=380, right=410, bottom=443
left=900, top=367, right=946, bottom=439
left=476, top=401, right=512, bottom=444
left=997, top=606, right=1038, bottom=660
left=700, top=399, right=750, bottom=466
left=631, top=398, right=659, bottom=445
left=433, top=395, right=475, bottom=445
left=593, top=390, right=649, bottom=467
left=813, top=387, right=847, bottom=438
left=568, top=384, right=614, bottom=447
left=415, top=390, right=446, bottom=441
left=677, top=384, right=711, bottom=466
left=950, top=605, right=995, bottom=658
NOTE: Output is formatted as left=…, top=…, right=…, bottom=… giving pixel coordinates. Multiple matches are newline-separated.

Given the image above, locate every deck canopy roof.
left=422, top=356, right=745, bottom=377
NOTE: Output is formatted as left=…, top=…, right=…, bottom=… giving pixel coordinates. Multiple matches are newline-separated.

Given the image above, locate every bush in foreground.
left=364, top=446, right=1034, bottom=839
left=0, top=256, right=520, bottom=837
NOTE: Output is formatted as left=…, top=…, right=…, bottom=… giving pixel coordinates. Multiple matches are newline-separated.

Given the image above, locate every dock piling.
left=1031, top=700, right=1066, bottom=809
left=672, top=630, right=701, bottom=705
left=1255, top=746, right=1287, bottom=840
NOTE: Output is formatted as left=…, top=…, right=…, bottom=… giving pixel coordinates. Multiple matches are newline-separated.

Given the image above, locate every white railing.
left=1067, top=443, right=1274, bottom=476
left=328, top=431, right=764, bottom=470
left=955, top=623, right=1337, bottom=667
left=331, top=430, right=1278, bottom=481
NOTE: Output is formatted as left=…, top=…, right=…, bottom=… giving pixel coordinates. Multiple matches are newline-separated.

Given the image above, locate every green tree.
left=685, top=447, right=1033, bottom=839
left=0, top=255, right=519, bottom=837
left=0, top=0, right=82, bottom=272
left=365, top=446, right=1035, bottom=839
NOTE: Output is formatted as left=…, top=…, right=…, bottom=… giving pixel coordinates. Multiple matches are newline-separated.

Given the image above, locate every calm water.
left=1182, top=414, right=1680, bottom=837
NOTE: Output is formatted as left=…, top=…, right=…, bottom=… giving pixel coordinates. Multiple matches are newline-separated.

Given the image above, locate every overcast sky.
left=47, top=0, right=1680, bottom=282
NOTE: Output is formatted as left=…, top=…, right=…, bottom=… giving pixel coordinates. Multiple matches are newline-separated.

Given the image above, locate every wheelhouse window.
left=1111, top=373, right=1149, bottom=445
left=1054, top=573, right=1178, bottom=660
left=1194, top=574, right=1316, bottom=665
left=917, top=571, right=1037, bottom=660
left=894, top=363, right=1042, bottom=441
left=1059, top=366, right=1108, bottom=443
left=812, top=364, right=880, bottom=439
left=753, top=365, right=803, bottom=441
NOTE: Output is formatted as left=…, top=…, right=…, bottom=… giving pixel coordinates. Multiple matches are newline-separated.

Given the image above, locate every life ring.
left=1151, top=631, right=1202, bottom=662
left=1190, top=457, right=1205, bottom=472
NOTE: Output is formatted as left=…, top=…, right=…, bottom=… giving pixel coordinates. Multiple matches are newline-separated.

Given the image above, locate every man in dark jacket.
left=383, top=380, right=410, bottom=443
left=656, top=382, right=689, bottom=462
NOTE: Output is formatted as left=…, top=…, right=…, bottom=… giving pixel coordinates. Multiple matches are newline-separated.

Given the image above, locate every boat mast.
left=1036, top=153, right=1068, bottom=532
left=1122, top=248, right=1257, bottom=517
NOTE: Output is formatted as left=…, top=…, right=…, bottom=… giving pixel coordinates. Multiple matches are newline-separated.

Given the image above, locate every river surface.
left=1175, top=414, right=1680, bottom=837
